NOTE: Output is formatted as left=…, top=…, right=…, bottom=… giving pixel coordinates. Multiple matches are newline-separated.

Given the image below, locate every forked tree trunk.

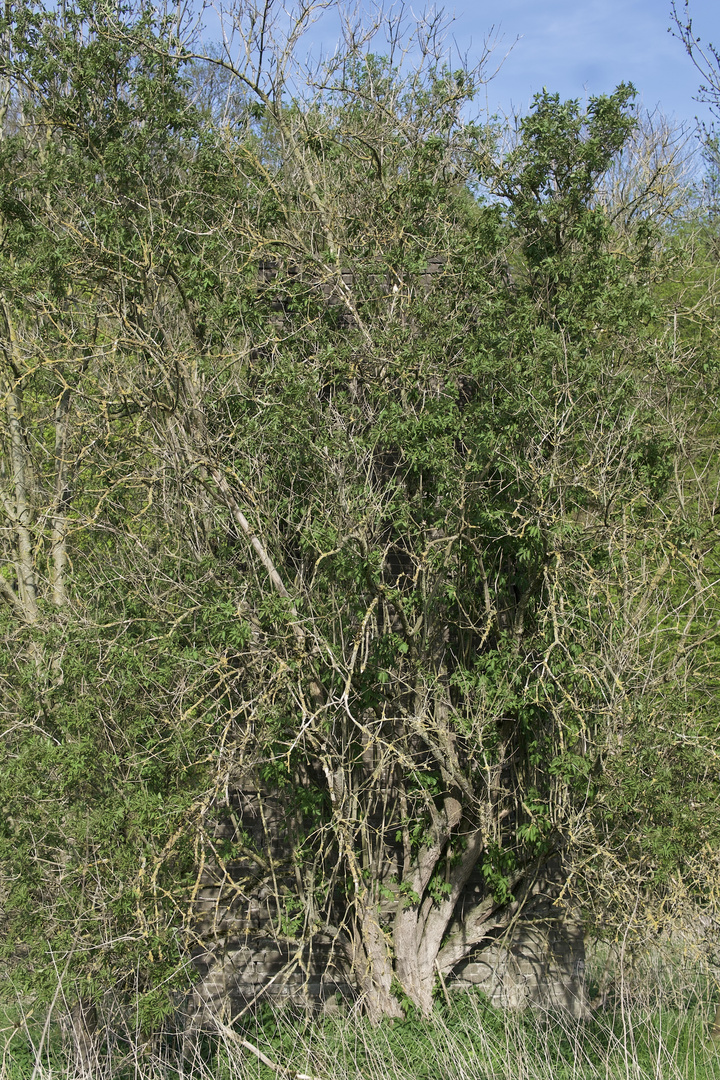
left=393, top=826, right=485, bottom=1016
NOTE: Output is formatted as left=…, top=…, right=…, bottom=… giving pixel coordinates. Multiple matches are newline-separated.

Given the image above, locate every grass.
left=205, top=991, right=718, bottom=1080
left=2, top=948, right=719, bottom=1080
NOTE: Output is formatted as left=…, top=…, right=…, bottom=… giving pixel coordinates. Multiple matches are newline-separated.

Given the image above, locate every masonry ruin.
left=183, top=784, right=588, bottom=1029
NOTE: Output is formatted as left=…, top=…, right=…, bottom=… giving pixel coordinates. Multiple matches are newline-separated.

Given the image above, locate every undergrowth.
left=2, top=950, right=719, bottom=1080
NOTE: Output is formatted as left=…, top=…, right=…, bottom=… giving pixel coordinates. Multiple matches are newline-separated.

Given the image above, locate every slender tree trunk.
left=50, top=385, right=72, bottom=608
left=710, top=1003, right=720, bottom=1041
left=352, top=897, right=404, bottom=1022
left=68, top=998, right=98, bottom=1076
left=0, top=305, right=41, bottom=626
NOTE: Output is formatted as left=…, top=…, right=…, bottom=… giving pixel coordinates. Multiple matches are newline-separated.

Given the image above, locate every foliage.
left=0, top=0, right=718, bottom=1059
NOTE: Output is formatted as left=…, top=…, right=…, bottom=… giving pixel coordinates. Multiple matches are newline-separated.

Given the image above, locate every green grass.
left=214, top=991, right=719, bottom=1080
left=3, top=955, right=720, bottom=1080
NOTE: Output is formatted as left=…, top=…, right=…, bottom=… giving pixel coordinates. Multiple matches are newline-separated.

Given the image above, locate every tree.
left=672, top=0, right=720, bottom=122
left=0, top=1, right=229, bottom=1058
left=0, top=0, right=719, bottom=1060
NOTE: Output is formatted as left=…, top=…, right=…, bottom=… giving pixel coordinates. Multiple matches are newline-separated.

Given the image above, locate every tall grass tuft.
left=3, top=945, right=719, bottom=1080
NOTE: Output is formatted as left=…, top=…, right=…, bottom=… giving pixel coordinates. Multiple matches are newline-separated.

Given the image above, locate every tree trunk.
left=352, top=898, right=404, bottom=1022
left=710, top=1003, right=720, bottom=1041
left=50, top=385, right=72, bottom=608
left=394, top=826, right=485, bottom=1015
left=68, top=999, right=98, bottom=1076
left=393, top=909, right=436, bottom=1016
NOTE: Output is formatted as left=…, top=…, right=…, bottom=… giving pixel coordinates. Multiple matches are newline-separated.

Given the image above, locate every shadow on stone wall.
left=183, top=786, right=588, bottom=1031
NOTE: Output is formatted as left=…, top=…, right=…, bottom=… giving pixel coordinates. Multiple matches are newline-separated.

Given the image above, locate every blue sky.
left=200, top=1, right=720, bottom=133
left=463, top=0, right=720, bottom=131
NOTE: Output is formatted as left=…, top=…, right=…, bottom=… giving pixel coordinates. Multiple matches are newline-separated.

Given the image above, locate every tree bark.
left=49, top=384, right=73, bottom=609
left=710, top=1003, right=720, bottom=1041
left=68, top=999, right=98, bottom=1076
left=393, top=825, right=485, bottom=1015
left=352, top=898, right=404, bottom=1023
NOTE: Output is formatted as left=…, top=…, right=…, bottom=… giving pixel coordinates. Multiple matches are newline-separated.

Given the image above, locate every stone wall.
left=187, top=936, right=354, bottom=1025
left=184, top=787, right=587, bottom=1026
left=186, top=921, right=587, bottom=1029
left=451, top=909, right=587, bottom=1018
